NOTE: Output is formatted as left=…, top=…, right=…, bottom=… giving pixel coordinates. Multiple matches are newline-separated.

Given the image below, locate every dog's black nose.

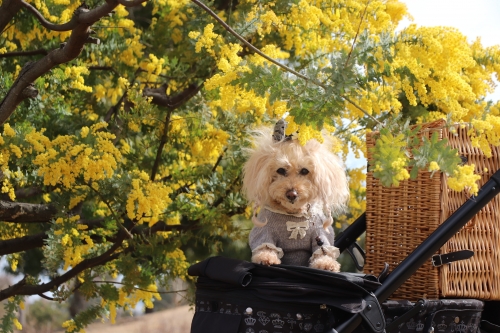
left=286, top=189, right=298, bottom=202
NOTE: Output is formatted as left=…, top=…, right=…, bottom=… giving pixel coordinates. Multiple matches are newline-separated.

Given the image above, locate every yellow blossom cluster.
left=69, top=186, right=89, bottom=209
left=469, top=115, right=500, bottom=158
left=90, top=250, right=187, bottom=328
left=169, top=115, right=188, bottom=136
left=64, top=65, right=92, bottom=92
left=0, top=223, right=28, bottom=243
left=51, top=215, right=95, bottom=270
left=61, top=231, right=94, bottom=270
left=265, top=0, right=406, bottom=56
left=189, top=124, right=230, bottom=165
left=428, top=161, right=440, bottom=172
left=13, top=318, right=22, bottom=331
left=125, top=170, right=173, bottom=226
left=346, top=84, right=403, bottom=118
left=189, top=23, right=222, bottom=55
left=200, top=42, right=288, bottom=117
left=281, top=116, right=324, bottom=146
left=390, top=26, right=488, bottom=119
left=0, top=124, right=26, bottom=200
left=119, top=35, right=145, bottom=67
left=30, top=124, right=122, bottom=188
left=349, top=134, right=365, bottom=159
left=1, top=169, right=25, bottom=201
left=101, top=283, right=162, bottom=324
left=140, top=54, right=167, bottom=82
left=447, top=165, right=481, bottom=196
left=346, top=168, right=367, bottom=222
left=371, top=156, right=410, bottom=186
left=61, top=319, right=83, bottom=333
left=160, top=0, right=189, bottom=32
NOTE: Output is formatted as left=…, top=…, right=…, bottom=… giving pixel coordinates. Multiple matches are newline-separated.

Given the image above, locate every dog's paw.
left=252, top=250, right=282, bottom=266
left=310, top=255, right=341, bottom=272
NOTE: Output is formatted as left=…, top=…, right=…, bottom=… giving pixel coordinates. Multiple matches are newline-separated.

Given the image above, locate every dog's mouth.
left=274, top=200, right=310, bottom=215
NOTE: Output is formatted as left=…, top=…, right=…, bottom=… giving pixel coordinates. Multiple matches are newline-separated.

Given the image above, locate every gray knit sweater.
left=249, top=207, right=339, bottom=266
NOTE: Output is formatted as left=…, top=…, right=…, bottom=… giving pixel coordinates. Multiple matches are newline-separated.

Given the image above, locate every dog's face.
left=265, top=146, right=317, bottom=214
left=243, top=128, right=349, bottom=216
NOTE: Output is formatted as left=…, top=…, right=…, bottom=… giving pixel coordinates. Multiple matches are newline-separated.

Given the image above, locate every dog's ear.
left=306, top=140, right=350, bottom=215
left=242, top=130, right=275, bottom=204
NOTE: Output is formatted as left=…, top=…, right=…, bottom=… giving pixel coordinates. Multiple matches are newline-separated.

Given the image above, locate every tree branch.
left=115, top=0, right=149, bottom=6
left=93, top=280, right=187, bottom=294
left=0, top=0, right=119, bottom=125
left=104, top=67, right=141, bottom=123
left=147, top=83, right=202, bottom=181
left=146, top=221, right=199, bottom=234
left=0, top=234, right=125, bottom=301
left=0, top=200, right=56, bottom=223
left=0, top=49, right=49, bottom=58
left=0, top=218, right=106, bottom=256
left=0, top=0, right=23, bottom=33
left=89, top=65, right=121, bottom=77
left=143, top=83, right=202, bottom=109
left=0, top=217, right=195, bottom=256
left=150, top=110, right=172, bottom=181
left=20, top=0, right=84, bottom=32
left=0, top=232, right=46, bottom=256
left=211, top=148, right=227, bottom=173
left=13, top=186, right=44, bottom=200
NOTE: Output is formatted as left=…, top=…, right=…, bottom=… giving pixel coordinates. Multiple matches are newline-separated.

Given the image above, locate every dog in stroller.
left=242, top=120, right=350, bottom=272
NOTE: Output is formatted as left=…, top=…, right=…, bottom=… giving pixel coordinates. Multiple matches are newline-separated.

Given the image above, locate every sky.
left=400, top=0, right=500, bottom=49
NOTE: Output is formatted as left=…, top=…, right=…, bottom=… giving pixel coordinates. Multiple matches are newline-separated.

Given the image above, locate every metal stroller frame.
left=332, top=169, right=500, bottom=333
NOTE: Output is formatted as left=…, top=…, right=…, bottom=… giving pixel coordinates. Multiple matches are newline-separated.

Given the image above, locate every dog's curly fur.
left=242, top=126, right=349, bottom=271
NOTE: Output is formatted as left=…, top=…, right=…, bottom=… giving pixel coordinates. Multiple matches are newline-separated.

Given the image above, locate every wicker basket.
left=364, top=120, right=500, bottom=300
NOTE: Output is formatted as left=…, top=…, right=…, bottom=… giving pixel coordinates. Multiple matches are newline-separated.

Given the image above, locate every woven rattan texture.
left=365, top=120, right=500, bottom=300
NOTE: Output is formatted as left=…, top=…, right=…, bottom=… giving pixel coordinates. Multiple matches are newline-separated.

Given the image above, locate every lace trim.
left=252, top=242, right=284, bottom=259
left=310, top=245, right=340, bottom=260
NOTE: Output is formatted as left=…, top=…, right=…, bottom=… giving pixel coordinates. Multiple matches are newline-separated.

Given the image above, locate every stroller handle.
left=333, top=168, right=500, bottom=333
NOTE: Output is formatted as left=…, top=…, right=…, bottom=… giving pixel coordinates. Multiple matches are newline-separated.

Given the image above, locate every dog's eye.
left=276, top=168, right=287, bottom=176
left=300, top=168, right=309, bottom=175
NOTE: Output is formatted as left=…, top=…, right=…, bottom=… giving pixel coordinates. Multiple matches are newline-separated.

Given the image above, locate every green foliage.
left=27, top=300, right=70, bottom=332
left=1, top=296, right=22, bottom=333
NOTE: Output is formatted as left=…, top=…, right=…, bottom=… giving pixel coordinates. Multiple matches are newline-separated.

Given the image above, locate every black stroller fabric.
left=188, top=256, right=383, bottom=333
left=364, top=299, right=484, bottom=333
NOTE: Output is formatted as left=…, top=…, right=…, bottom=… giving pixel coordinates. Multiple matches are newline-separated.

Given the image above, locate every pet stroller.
left=188, top=168, right=500, bottom=333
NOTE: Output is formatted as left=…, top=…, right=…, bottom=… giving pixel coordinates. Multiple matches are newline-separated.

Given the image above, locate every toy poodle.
left=242, top=120, right=349, bottom=272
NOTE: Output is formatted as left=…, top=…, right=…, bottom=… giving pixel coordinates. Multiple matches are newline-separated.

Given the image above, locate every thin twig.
left=190, top=0, right=381, bottom=126
left=115, top=0, right=149, bottom=7
left=345, top=0, right=371, bottom=68
left=93, top=280, right=188, bottom=294
left=38, top=293, right=55, bottom=301
left=150, top=110, right=172, bottom=181
left=191, top=0, right=310, bottom=82
left=88, top=184, right=133, bottom=239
